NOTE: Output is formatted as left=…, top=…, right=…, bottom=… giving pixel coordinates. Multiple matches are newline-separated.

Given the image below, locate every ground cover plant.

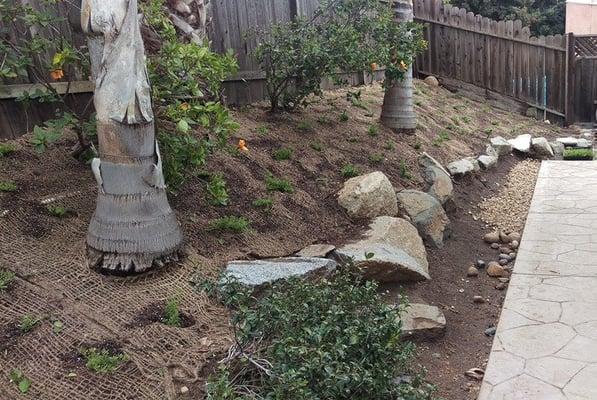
left=0, top=269, right=15, bottom=291
left=563, top=148, right=594, bottom=160
left=82, top=348, right=128, bottom=374
left=203, top=269, right=436, bottom=400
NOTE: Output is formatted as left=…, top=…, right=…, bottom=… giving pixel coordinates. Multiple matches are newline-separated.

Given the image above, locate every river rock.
left=490, top=136, right=512, bottom=156
left=447, top=159, right=475, bottom=177
left=531, top=137, right=554, bottom=158
left=487, top=261, right=507, bottom=277
left=509, top=134, right=532, bottom=153
left=335, top=216, right=430, bottom=282
left=483, top=231, right=500, bottom=244
left=397, top=190, right=451, bottom=248
left=337, top=171, right=398, bottom=219
left=223, top=257, right=337, bottom=290
left=400, top=303, right=446, bottom=340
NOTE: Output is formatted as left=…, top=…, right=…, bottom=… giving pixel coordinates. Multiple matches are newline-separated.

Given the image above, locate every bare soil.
left=0, top=82, right=573, bottom=399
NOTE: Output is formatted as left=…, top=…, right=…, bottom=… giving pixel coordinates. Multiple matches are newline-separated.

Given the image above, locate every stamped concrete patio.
left=479, top=161, right=597, bottom=400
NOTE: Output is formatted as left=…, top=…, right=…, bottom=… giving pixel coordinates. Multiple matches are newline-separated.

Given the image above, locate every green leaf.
left=18, top=377, right=31, bottom=393
left=176, top=119, right=190, bottom=133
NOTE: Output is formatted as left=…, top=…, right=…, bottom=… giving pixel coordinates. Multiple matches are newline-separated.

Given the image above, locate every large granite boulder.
left=397, top=190, right=451, bottom=248
left=400, top=303, right=447, bottom=340
left=447, top=159, right=475, bottom=177
left=490, top=136, right=512, bottom=156
left=423, top=165, right=453, bottom=206
left=509, top=134, right=532, bottom=153
left=478, top=154, right=498, bottom=170
left=531, top=137, right=554, bottom=158
left=335, top=216, right=429, bottom=282
left=337, top=171, right=398, bottom=219
left=419, top=152, right=450, bottom=178
left=223, top=257, right=337, bottom=290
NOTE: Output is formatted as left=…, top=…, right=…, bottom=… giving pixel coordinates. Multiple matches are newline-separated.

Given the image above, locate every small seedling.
left=384, top=141, right=395, bottom=151
left=450, top=117, right=461, bottom=126
left=339, top=110, right=349, bottom=122
left=272, top=147, right=292, bottom=161
left=367, top=125, right=379, bottom=137
left=206, top=174, right=229, bottom=206
left=208, top=216, right=251, bottom=233
left=564, top=148, right=594, bottom=160
left=413, top=141, right=422, bottom=150
left=399, top=160, right=412, bottom=180
left=432, top=131, right=450, bottom=146
left=0, top=181, right=17, bottom=192
left=9, top=369, right=31, bottom=394
left=341, top=164, right=361, bottom=178
left=0, top=143, right=16, bottom=157
left=0, top=269, right=15, bottom=291
left=461, top=116, right=472, bottom=124
left=297, top=121, right=313, bottom=132
left=310, top=141, right=323, bottom=152
left=256, top=125, right=269, bottom=136
left=46, top=204, right=67, bottom=217
left=317, top=115, right=331, bottom=125
left=265, top=175, right=294, bottom=193
left=368, top=154, right=383, bottom=163
left=82, top=348, right=128, bottom=374
left=52, top=320, right=64, bottom=334
left=347, top=137, right=359, bottom=143
left=252, top=198, right=273, bottom=210
left=163, top=295, right=181, bottom=327
left=483, top=127, right=494, bottom=136
left=414, top=100, right=423, bottom=106
left=19, top=315, right=40, bottom=333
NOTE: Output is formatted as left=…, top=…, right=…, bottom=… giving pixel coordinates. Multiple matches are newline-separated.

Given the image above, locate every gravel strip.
left=478, top=160, right=541, bottom=233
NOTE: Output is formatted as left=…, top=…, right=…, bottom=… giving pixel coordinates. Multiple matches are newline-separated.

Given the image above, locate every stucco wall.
left=567, top=1, right=597, bottom=34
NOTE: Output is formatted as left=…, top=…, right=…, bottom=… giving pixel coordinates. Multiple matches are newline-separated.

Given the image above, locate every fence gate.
left=570, top=35, right=597, bottom=124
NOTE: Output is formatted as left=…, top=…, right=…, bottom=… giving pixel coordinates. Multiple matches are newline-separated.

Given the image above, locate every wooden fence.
left=412, top=0, right=570, bottom=121
left=2, top=0, right=597, bottom=139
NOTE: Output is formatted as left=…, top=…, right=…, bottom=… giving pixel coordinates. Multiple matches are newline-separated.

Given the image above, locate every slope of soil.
left=0, top=81, right=571, bottom=399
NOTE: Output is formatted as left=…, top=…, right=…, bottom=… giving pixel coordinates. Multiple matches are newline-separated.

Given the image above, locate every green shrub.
left=208, top=216, right=251, bottom=233
left=564, top=148, right=594, bottom=160
left=0, top=181, right=17, bottom=192
left=341, top=164, right=361, bottom=178
left=272, top=147, right=293, bottom=161
left=19, top=315, right=40, bottom=333
left=82, top=348, right=128, bottom=374
left=252, top=198, right=273, bottom=210
left=204, top=269, right=436, bottom=399
left=163, top=295, right=182, bottom=327
left=0, top=143, right=16, bottom=157
left=265, top=175, right=294, bottom=193
left=207, top=174, right=230, bottom=206
left=0, top=269, right=15, bottom=291
left=46, top=204, right=67, bottom=218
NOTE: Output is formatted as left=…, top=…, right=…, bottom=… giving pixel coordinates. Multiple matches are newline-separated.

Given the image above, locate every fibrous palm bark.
left=380, top=0, right=417, bottom=133
left=82, top=0, right=183, bottom=274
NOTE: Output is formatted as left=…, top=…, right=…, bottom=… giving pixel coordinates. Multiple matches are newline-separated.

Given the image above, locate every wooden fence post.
left=565, top=32, right=576, bottom=126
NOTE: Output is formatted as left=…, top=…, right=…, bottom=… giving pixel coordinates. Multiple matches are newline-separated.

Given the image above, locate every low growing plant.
left=252, top=198, right=273, bottom=210
left=46, top=204, right=67, bottom=218
left=82, top=348, right=128, bottom=374
left=9, top=369, right=31, bottom=394
left=341, top=164, right=361, bottom=178
left=206, top=174, right=230, bottom=206
left=203, top=269, right=436, bottom=399
left=0, top=269, right=15, bottom=291
left=400, top=160, right=413, bottom=180
left=19, top=315, right=41, bottom=333
left=0, top=143, right=16, bottom=157
left=310, top=141, right=323, bottom=152
left=369, top=153, right=384, bottom=163
left=163, top=295, right=182, bottom=327
left=368, top=125, right=380, bottom=137
left=564, top=148, right=594, bottom=160
left=339, top=110, right=350, bottom=122
left=265, top=175, right=294, bottom=193
left=0, top=181, right=17, bottom=192
left=208, top=216, right=251, bottom=233
left=272, top=147, right=293, bottom=161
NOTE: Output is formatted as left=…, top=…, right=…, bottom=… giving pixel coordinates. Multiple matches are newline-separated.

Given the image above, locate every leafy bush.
left=46, top=204, right=67, bottom=218
left=203, top=269, right=436, bottom=400
left=141, top=0, right=239, bottom=191
left=254, top=0, right=426, bottom=112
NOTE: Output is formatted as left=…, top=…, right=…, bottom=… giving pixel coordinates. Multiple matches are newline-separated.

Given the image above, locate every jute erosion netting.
left=0, top=141, right=232, bottom=400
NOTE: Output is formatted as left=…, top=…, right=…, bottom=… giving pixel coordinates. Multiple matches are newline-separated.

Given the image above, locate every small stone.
left=459, top=288, right=465, bottom=293
left=432, top=352, right=441, bottom=359
left=296, top=244, right=336, bottom=258
left=484, top=326, right=497, bottom=337
left=478, top=154, right=498, bottom=170
left=510, top=240, right=519, bottom=249
left=499, top=253, right=510, bottom=260
left=400, top=303, right=446, bottom=340
left=509, top=252, right=516, bottom=259
left=499, top=258, right=509, bottom=266
left=483, top=231, right=500, bottom=243
left=499, top=246, right=511, bottom=254
left=487, top=262, right=506, bottom=277
left=498, top=277, right=510, bottom=283
left=509, top=232, right=521, bottom=242
left=491, top=243, right=500, bottom=250
left=180, top=386, right=189, bottom=394
left=495, top=282, right=507, bottom=291
left=467, top=266, right=479, bottom=277
left=447, top=159, right=476, bottom=177
left=499, top=231, right=511, bottom=243
left=476, top=260, right=486, bottom=269
left=473, top=295, right=485, bottom=304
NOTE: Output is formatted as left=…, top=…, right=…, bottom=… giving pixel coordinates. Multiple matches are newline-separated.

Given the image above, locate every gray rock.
left=424, top=165, right=454, bottom=206
left=419, top=152, right=450, bottom=178
left=483, top=231, right=500, bottom=243
left=531, top=137, right=554, bottom=158
left=336, top=216, right=429, bottom=282
left=485, top=144, right=499, bottom=158
left=490, top=137, right=512, bottom=156
left=223, top=257, right=337, bottom=290
left=550, top=141, right=565, bottom=157
left=476, top=260, right=486, bottom=269
left=465, top=157, right=481, bottom=172
left=296, top=244, right=336, bottom=258
left=577, top=138, right=592, bottom=149
left=447, top=159, right=475, bottom=177
left=467, top=266, right=479, bottom=277
left=337, top=171, right=398, bottom=219
left=400, top=303, right=446, bottom=340
left=557, top=137, right=580, bottom=147
left=484, top=326, right=497, bottom=337
left=509, top=134, right=532, bottom=153
left=478, top=154, right=498, bottom=170
left=424, top=76, right=439, bottom=87
left=397, top=190, right=451, bottom=248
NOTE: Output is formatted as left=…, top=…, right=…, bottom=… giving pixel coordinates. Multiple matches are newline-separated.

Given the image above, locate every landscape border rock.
left=400, top=303, right=447, bottom=340
left=337, top=171, right=398, bottom=219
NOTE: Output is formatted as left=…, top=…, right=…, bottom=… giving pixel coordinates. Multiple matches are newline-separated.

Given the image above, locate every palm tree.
left=82, top=0, right=183, bottom=274
left=380, top=0, right=417, bottom=133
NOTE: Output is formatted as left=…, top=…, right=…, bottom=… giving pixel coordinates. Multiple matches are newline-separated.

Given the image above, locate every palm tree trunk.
left=82, top=0, right=183, bottom=274
left=380, top=0, right=417, bottom=134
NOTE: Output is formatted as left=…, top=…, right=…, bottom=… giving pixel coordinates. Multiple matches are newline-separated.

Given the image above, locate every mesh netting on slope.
left=0, top=144, right=231, bottom=400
